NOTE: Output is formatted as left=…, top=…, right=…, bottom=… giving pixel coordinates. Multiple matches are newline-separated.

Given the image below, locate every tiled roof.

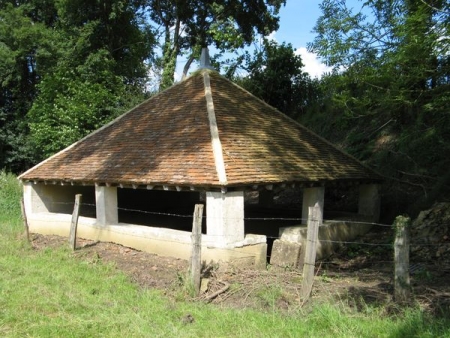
left=19, top=69, right=381, bottom=188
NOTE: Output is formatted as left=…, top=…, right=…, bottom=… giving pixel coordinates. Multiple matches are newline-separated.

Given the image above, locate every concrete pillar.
left=259, top=190, right=274, bottom=208
left=95, top=186, right=118, bottom=225
left=206, top=191, right=244, bottom=246
left=22, top=182, right=51, bottom=215
left=23, top=182, right=35, bottom=216
left=301, top=187, right=324, bottom=225
left=358, top=184, right=380, bottom=222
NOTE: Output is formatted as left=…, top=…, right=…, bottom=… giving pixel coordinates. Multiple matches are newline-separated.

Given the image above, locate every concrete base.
left=270, top=217, right=373, bottom=268
left=26, top=212, right=267, bottom=269
left=270, top=240, right=301, bottom=268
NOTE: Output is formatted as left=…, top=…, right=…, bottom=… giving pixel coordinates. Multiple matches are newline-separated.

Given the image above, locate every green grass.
left=0, top=171, right=22, bottom=236
left=1, top=171, right=450, bottom=337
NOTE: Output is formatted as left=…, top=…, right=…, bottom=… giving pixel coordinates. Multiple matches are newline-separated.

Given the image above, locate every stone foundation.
left=270, top=218, right=373, bottom=268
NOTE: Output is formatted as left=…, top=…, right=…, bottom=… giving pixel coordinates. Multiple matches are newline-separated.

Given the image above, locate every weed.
left=0, top=171, right=22, bottom=235
left=320, top=271, right=334, bottom=283
left=414, top=268, right=433, bottom=282
left=256, top=285, right=285, bottom=309
left=173, top=271, right=198, bottom=300
left=174, top=270, right=183, bottom=285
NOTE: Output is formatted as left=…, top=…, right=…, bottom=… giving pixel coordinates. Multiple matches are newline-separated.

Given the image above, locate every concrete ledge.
left=27, top=212, right=267, bottom=269
left=280, top=220, right=373, bottom=259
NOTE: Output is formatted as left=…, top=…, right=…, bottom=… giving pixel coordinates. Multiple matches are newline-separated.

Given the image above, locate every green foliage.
left=309, top=0, right=450, bottom=133
left=0, top=171, right=22, bottom=235
left=28, top=50, right=143, bottom=158
left=149, top=0, right=286, bottom=89
left=303, top=0, right=450, bottom=218
left=231, top=39, right=319, bottom=119
left=0, top=0, right=155, bottom=170
left=54, top=0, right=154, bottom=85
left=0, top=2, right=60, bottom=171
left=393, top=215, right=411, bottom=234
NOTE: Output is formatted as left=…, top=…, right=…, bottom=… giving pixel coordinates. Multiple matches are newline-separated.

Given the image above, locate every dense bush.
left=0, top=171, right=22, bottom=231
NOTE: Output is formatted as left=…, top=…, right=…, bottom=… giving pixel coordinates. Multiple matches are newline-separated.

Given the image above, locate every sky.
left=271, top=1, right=332, bottom=78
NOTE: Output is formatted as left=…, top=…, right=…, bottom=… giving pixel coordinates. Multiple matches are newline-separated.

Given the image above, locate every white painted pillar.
left=23, top=182, right=35, bottom=216
left=206, top=191, right=244, bottom=246
left=301, top=187, right=324, bottom=225
left=22, top=182, right=51, bottom=215
left=95, top=186, right=118, bottom=225
left=358, top=184, right=380, bottom=222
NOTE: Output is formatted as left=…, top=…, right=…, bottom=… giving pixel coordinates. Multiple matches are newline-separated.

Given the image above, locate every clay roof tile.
left=19, top=69, right=381, bottom=188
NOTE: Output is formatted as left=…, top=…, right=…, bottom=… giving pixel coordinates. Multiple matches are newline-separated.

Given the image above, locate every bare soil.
left=30, top=228, right=450, bottom=316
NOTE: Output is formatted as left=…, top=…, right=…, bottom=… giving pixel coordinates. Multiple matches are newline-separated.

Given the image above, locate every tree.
left=0, top=0, right=155, bottom=166
left=309, top=0, right=449, bottom=120
left=146, top=0, right=286, bottom=89
left=28, top=0, right=155, bottom=158
left=307, top=0, right=450, bottom=214
left=55, top=0, right=154, bottom=87
left=231, top=39, right=318, bottom=119
left=0, top=1, right=59, bottom=171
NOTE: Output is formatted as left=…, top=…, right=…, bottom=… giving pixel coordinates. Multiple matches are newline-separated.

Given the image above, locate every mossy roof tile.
left=19, top=69, right=381, bottom=188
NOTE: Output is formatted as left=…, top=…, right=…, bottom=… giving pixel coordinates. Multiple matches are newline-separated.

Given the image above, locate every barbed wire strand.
left=52, top=201, right=394, bottom=228
left=28, top=211, right=450, bottom=249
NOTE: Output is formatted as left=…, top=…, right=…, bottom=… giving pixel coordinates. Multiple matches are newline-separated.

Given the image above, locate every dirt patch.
left=31, top=234, right=189, bottom=290
left=30, top=227, right=450, bottom=316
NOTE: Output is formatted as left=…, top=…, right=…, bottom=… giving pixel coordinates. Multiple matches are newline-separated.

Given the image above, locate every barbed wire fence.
left=28, top=198, right=450, bottom=302
left=50, top=200, right=449, bottom=247
left=42, top=200, right=450, bottom=263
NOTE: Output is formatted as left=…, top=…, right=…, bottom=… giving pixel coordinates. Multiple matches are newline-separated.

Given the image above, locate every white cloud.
left=295, top=47, right=331, bottom=79
left=266, top=31, right=277, bottom=42
left=263, top=32, right=331, bottom=79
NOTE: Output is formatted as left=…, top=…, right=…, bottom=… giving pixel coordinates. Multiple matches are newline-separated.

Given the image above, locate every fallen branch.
left=204, top=281, right=230, bottom=303
left=214, top=284, right=243, bottom=303
left=426, top=287, right=450, bottom=298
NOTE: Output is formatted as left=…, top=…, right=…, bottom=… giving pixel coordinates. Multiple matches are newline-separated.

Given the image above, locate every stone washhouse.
left=19, top=50, right=382, bottom=268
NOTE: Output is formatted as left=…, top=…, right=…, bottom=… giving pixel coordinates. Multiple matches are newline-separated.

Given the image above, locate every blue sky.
left=270, top=0, right=363, bottom=78
left=276, top=1, right=324, bottom=50
left=270, top=0, right=331, bottom=78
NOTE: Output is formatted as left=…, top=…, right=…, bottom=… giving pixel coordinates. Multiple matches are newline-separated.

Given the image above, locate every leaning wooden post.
left=394, top=215, right=411, bottom=303
left=301, top=203, right=320, bottom=302
left=68, top=194, right=82, bottom=251
left=190, top=204, right=204, bottom=296
left=20, top=197, right=30, bottom=243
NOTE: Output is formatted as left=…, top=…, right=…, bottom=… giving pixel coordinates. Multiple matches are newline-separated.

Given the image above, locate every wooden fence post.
left=301, top=203, right=320, bottom=302
left=20, top=197, right=30, bottom=243
left=68, top=194, right=82, bottom=251
left=394, top=215, right=411, bottom=303
left=190, top=204, right=204, bottom=296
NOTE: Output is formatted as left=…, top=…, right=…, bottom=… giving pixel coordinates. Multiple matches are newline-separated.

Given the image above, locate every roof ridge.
left=203, top=70, right=227, bottom=186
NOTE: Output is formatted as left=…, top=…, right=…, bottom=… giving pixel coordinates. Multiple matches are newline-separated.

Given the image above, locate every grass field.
left=1, top=171, right=449, bottom=337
